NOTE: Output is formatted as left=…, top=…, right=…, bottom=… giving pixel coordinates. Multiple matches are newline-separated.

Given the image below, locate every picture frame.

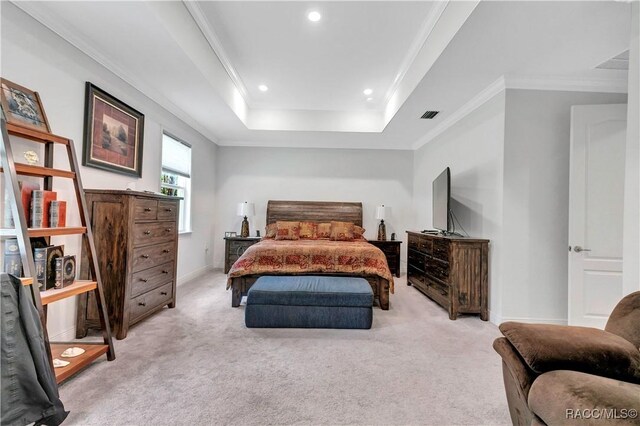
left=83, top=82, right=144, bottom=177
left=225, top=232, right=237, bottom=238
left=0, top=78, right=50, bottom=132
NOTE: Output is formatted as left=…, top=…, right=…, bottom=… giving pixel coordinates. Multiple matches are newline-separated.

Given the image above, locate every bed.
left=227, top=200, right=394, bottom=310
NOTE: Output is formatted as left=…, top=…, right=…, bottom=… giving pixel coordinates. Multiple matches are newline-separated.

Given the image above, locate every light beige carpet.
left=59, top=271, right=509, bottom=425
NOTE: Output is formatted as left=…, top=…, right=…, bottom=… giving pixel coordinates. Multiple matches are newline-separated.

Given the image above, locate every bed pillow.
left=330, top=221, right=355, bottom=241
left=264, top=223, right=277, bottom=239
left=299, top=222, right=318, bottom=239
left=275, top=221, right=300, bottom=240
left=354, top=225, right=366, bottom=241
left=317, top=222, right=332, bottom=239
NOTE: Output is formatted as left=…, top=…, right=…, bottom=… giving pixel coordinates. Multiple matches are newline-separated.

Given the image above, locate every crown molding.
left=412, top=76, right=506, bottom=150
left=11, top=1, right=219, bottom=144
left=384, top=1, right=449, bottom=104
left=214, top=139, right=412, bottom=151
left=411, top=72, right=629, bottom=150
left=506, top=74, right=628, bottom=93
left=183, top=1, right=251, bottom=103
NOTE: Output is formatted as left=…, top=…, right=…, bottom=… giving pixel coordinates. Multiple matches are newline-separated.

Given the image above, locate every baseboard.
left=489, top=310, right=501, bottom=325
left=497, top=316, right=568, bottom=325
left=48, top=325, right=77, bottom=341
left=177, top=265, right=214, bottom=285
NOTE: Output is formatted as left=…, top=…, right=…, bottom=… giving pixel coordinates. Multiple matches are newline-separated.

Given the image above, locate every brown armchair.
left=493, top=291, right=640, bottom=425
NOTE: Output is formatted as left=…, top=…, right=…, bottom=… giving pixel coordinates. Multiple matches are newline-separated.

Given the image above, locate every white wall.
left=501, top=89, right=627, bottom=324
left=412, top=88, right=629, bottom=325
left=214, top=146, right=413, bottom=269
left=412, top=92, right=506, bottom=322
left=1, top=3, right=218, bottom=339
left=623, top=2, right=640, bottom=295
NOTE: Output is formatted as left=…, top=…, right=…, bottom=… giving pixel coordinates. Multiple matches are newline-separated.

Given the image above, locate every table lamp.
left=237, top=201, right=255, bottom=237
left=376, top=205, right=387, bottom=241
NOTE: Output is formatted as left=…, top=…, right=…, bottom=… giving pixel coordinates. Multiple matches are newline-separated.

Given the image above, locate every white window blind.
left=161, top=133, right=192, bottom=233
left=162, top=134, right=191, bottom=177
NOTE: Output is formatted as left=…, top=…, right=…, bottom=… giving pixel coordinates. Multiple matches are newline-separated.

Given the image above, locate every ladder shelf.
left=1, top=119, right=115, bottom=384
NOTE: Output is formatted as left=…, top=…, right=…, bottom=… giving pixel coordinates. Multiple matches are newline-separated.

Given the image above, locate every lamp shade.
left=237, top=202, right=255, bottom=217
left=375, top=205, right=387, bottom=220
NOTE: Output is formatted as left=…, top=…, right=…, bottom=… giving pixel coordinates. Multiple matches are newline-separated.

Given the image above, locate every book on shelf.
left=34, top=244, right=64, bottom=290
left=30, top=190, right=57, bottom=228
left=2, top=180, right=40, bottom=227
left=3, top=238, right=22, bottom=276
left=54, top=255, right=76, bottom=289
left=49, top=200, right=66, bottom=228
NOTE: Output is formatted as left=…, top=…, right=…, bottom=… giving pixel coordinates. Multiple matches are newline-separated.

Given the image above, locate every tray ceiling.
left=10, top=1, right=632, bottom=149
left=193, top=1, right=435, bottom=112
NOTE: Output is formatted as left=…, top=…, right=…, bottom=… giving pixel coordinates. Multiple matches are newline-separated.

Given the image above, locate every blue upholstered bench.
left=245, top=276, right=373, bottom=329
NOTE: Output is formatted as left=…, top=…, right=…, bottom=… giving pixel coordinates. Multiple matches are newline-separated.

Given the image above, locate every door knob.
left=573, top=246, right=591, bottom=253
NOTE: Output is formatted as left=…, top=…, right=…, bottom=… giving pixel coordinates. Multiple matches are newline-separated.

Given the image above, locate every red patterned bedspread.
left=227, top=239, right=394, bottom=292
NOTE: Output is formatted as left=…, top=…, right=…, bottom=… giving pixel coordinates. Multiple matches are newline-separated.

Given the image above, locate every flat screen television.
left=432, top=167, right=451, bottom=232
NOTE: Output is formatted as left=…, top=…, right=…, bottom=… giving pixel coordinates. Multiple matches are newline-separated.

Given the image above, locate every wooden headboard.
left=266, top=200, right=363, bottom=226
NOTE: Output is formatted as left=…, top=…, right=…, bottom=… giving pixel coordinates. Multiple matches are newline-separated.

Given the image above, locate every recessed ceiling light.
left=363, top=88, right=373, bottom=96
left=366, top=97, right=373, bottom=102
left=258, top=84, right=268, bottom=92
left=307, top=11, right=321, bottom=22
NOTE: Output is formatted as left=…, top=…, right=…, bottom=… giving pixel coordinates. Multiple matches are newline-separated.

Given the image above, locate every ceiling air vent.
left=420, top=111, right=440, bottom=119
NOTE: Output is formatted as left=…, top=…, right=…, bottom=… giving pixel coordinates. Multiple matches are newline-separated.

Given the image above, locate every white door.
left=568, top=104, right=627, bottom=328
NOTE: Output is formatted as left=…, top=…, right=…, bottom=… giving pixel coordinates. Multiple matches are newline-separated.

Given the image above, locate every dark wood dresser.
left=367, top=239, right=402, bottom=278
left=77, top=190, right=181, bottom=339
left=224, top=236, right=261, bottom=273
left=406, top=231, right=489, bottom=320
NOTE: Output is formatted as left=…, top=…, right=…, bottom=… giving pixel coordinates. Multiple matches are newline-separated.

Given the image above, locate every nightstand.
left=368, top=239, right=402, bottom=278
left=224, top=236, right=261, bottom=273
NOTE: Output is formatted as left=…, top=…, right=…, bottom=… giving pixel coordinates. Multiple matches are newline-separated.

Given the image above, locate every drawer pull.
left=138, top=302, right=146, bottom=307
left=165, top=228, right=172, bottom=232
left=160, top=291, right=168, bottom=296
left=163, top=249, right=170, bottom=253
left=165, top=208, right=172, bottom=212
left=141, top=254, right=149, bottom=259
left=144, top=207, right=152, bottom=212
left=139, top=278, right=148, bottom=282
left=162, top=270, right=169, bottom=274
left=144, top=231, right=151, bottom=235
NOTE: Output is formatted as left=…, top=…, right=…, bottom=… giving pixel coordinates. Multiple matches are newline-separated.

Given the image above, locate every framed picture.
left=83, top=83, right=144, bottom=177
left=0, top=78, right=50, bottom=132
left=225, top=232, right=237, bottom=238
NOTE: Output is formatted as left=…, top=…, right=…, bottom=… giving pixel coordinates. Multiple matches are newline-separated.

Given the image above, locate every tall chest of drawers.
left=406, top=231, right=489, bottom=321
left=77, top=190, right=180, bottom=339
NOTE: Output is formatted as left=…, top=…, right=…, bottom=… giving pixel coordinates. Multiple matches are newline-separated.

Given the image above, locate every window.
left=161, top=133, right=191, bottom=233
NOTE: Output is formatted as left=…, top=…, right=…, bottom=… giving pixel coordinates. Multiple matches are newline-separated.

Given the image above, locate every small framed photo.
left=225, top=231, right=237, bottom=238
left=83, top=82, right=144, bottom=177
left=0, top=78, right=50, bottom=132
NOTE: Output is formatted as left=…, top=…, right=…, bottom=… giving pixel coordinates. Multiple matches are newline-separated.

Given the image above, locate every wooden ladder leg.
left=64, top=139, right=115, bottom=360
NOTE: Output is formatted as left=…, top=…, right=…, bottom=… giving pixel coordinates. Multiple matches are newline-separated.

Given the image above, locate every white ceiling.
left=13, top=1, right=632, bottom=150
left=196, top=1, right=435, bottom=112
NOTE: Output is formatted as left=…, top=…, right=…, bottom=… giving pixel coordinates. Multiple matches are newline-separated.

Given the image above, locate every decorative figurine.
left=376, top=205, right=387, bottom=241
left=23, top=150, right=39, bottom=165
